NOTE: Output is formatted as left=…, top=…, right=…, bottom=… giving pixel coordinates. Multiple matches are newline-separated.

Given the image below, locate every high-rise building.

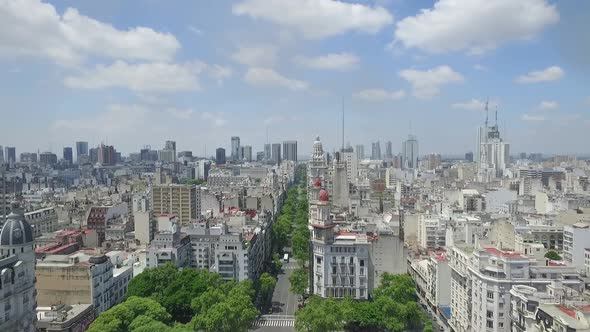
left=242, top=145, right=253, bottom=162
left=151, top=184, right=200, bottom=225
left=271, top=143, right=281, bottom=165
left=256, top=151, right=264, bottom=162
left=39, top=152, right=58, bottom=166
left=158, top=149, right=175, bottom=163
left=355, top=144, right=365, bottom=160
left=371, top=141, right=381, bottom=160
left=465, top=152, right=474, bottom=162
left=215, top=148, right=226, bottom=165
left=264, top=144, right=271, bottom=161
left=75, top=141, right=88, bottom=162
left=63, top=147, right=73, bottom=164
left=0, top=202, right=37, bottom=332
left=165, top=140, right=176, bottom=155
left=476, top=109, right=509, bottom=181
left=0, top=146, right=4, bottom=163
left=425, top=153, right=441, bottom=170
left=4, top=147, right=16, bottom=164
left=402, top=134, right=419, bottom=169
left=231, top=136, right=240, bottom=161
left=385, top=141, right=393, bottom=160
left=19, top=152, right=37, bottom=164
left=97, top=144, right=116, bottom=166
left=283, top=140, right=298, bottom=162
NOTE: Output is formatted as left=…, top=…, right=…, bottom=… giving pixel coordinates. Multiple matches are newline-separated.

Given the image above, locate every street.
left=251, top=259, right=299, bottom=331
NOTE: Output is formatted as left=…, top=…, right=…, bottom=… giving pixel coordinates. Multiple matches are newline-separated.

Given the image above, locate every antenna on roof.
left=341, top=96, right=345, bottom=151
left=485, top=98, right=489, bottom=127
left=495, top=105, right=498, bottom=127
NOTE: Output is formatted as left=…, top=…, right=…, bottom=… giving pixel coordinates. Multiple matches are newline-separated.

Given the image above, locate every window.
left=360, top=259, right=365, bottom=267
left=317, top=257, right=321, bottom=264
left=487, top=311, right=493, bottom=319
left=487, top=291, right=494, bottom=299
left=360, top=289, right=365, bottom=297
left=486, top=321, right=493, bottom=328
left=360, top=267, right=364, bottom=275
left=349, top=257, right=354, bottom=264
left=332, top=266, right=337, bottom=274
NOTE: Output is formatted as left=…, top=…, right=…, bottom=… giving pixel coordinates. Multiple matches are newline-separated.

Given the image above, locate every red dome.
left=314, top=178, right=322, bottom=187
left=319, top=189, right=329, bottom=202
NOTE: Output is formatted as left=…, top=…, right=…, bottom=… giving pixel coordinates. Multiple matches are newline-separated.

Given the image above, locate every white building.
left=563, top=222, right=590, bottom=269
left=24, top=207, right=58, bottom=238
left=308, top=185, right=372, bottom=299
left=408, top=252, right=451, bottom=312
left=146, top=221, right=192, bottom=269
left=0, top=205, right=37, bottom=332
left=417, top=214, right=447, bottom=250
left=476, top=110, right=510, bottom=181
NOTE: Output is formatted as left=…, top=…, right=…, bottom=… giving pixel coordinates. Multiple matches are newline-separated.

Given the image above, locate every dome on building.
left=312, top=136, right=324, bottom=161
left=0, top=206, right=34, bottom=246
left=88, top=255, right=109, bottom=265
left=319, top=189, right=329, bottom=202
left=314, top=178, right=322, bottom=187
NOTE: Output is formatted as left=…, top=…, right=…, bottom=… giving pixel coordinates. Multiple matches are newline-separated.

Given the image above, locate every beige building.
left=152, top=184, right=200, bottom=225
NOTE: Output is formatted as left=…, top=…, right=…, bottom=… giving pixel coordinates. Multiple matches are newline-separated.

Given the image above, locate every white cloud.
left=208, top=65, right=233, bottom=85
left=353, top=89, right=406, bottom=102
left=515, top=66, right=564, bottom=83
left=166, top=108, right=194, bottom=120
left=201, top=112, right=227, bottom=127
left=451, top=99, right=487, bottom=111
left=233, top=0, right=393, bottom=39
left=231, top=45, right=278, bottom=67
left=538, top=101, right=559, bottom=111
left=188, top=25, right=203, bottom=35
left=399, top=66, right=463, bottom=99
left=64, top=61, right=204, bottom=93
left=53, top=104, right=149, bottom=133
left=0, top=0, right=180, bottom=65
left=294, top=52, right=359, bottom=71
left=244, top=67, right=308, bottom=91
left=522, top=113, right=545, bottom=122
left=393, top=0, right=558, bottom=54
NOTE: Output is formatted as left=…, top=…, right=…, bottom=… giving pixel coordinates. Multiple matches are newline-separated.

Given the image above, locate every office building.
left=75, top=141, right=88, bottom=162
left=39, top=152, right=58, bottom=166
left=97, top=144, right=116, bottom=166
left=165, top=140, right=176, bottom=156
left=563, top=222, right=590, bottom=269
left=402, top=134, right=419, bottom=169
left=19, top=152, right=37, bottom=164
left=4, top=147, right=16, bottom=165
left=465, top=152, right=474, bottom=162
left=341, top=146, right=358, bottom=185
left=476, top=110, right=510, bottom=181
left=0, top=202, right=37, bottom=332
left=425, top=153, right=441, bottom=170
left=63, top=147, right=73, bottom=165
left=152, top=184, right=200, bottom=225
left=256, top=151, right=264, bottom=162
left=215, top=148, right=226, bottom=165
left=231, top=136, right=240, bottom=161
left=271, top=143, right=281, bottom=165
left=283, top=140, right=298, bottom=162
left=0, top=146, right=3, bottom=163
left=371, top=141, right=381, bottom=160
left=158, top=149, right=175, bottom=163
left=308, top=185, right=373, bottom=299
left=264, top=144, right=271, bottom=161
left=242, top=145, right=253, bottom=162
left=355, top=144, right=365, bottom=160
left=384, top=141, right=393, bottom=159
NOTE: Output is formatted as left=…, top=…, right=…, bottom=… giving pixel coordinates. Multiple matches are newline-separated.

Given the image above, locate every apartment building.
left=563, top=222, right=590, bottom=269
left=417, top=215, right=447, bottom=250
left=85, top=202, right=128, bottom=245
left=24, top=207, right=58, bottom=237
left=151, top=184, right=200, bottom=225
left=146, top=222, right=191, bottom=269
left=514, top=224, right=563, bottom=252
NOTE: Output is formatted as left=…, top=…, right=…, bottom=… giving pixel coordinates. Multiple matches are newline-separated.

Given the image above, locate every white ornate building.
left=0, top=202, right=37, bottom=332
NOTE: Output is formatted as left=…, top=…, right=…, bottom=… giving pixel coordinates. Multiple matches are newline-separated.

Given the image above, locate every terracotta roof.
left=483, top=247, right=525, bottom=258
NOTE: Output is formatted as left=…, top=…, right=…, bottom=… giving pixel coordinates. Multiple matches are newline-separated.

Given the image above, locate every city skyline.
left=1, top=0, right=589, bottom=155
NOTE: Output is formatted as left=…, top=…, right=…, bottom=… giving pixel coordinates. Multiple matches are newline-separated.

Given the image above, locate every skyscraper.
left=283, top=140, right=298, bottom=162
left=385, top=141, right=393, bottom=159
left=98, top=144, right=116, bottom=166
left=355, top=144, right=365, bottom=160
left=231, top=136, right=240, bottom=161
left=0, top=145, right=3, bottom=163
left=4, top=147, right=16, bottom=164
left=242, top=145, right=253, bottom=162
left=63, top=147, right=73, bottom=164
left=371, top=141, right=381, bottom=160
left=264, top=144, right=271, bottom=161
left=271, top=143, right=281, bottom=165
left=402, top=135, right=419, bottom=169
left=215, top=148, right=226, bottom=165
left=75, top=141, right=88, bottom=162
left=476, top=106, right=509, bottom=181
left=165, top=140, right=176, bottom=157
left=465, top=152, right=474, bottom=162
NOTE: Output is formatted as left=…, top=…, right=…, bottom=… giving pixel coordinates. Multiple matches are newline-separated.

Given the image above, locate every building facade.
left=283, top=140, right=298, bottom=162
left=151, top=184, right=200, bottom=225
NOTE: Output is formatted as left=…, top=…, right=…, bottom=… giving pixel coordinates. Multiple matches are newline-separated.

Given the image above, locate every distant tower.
left=231, top=137, right=240, bottom=161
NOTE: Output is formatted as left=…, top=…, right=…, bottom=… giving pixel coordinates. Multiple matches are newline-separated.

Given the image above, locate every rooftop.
left=483, top=247, right=526, bottom=259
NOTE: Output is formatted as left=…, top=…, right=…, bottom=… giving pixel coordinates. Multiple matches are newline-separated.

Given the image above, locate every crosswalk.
left=254, top=318, right=295, bottom=327
left=283, top=265, right=297, bottom=270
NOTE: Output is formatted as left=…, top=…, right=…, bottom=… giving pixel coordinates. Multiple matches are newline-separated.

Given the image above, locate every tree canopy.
left=90, top=265, right=259, bottom=332
left=545, top=250, right=562, bottom=261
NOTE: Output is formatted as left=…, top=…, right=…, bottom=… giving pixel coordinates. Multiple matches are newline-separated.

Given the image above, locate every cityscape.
left=1, top=1, right=590, bottom=332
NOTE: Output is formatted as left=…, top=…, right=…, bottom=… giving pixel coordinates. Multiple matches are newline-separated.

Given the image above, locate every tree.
left=295, top=296, right=344, bottom=332
left=545, top=250, right=562, bottom=261
left=289, top=267, right=308, bottom=296
left=259, top=272, right=277, bottom=299
left=291, top=226, right=310, bottom=262
left=185, top=178, right=205, bottom=186
left=272, top=253, right=283, bottom=272
left=88, top=297, right=172, bottom=332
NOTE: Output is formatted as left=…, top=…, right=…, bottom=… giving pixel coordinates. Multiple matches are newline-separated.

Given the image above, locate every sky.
left=0, top=0, right=589, bottom=157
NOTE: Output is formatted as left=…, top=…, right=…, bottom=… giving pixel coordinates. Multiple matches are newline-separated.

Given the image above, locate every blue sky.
left=0, top=0, right=588, bottom=157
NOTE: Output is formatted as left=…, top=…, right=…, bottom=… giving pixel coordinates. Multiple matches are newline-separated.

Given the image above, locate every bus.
left=283, top=253, right=289, bottom=263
